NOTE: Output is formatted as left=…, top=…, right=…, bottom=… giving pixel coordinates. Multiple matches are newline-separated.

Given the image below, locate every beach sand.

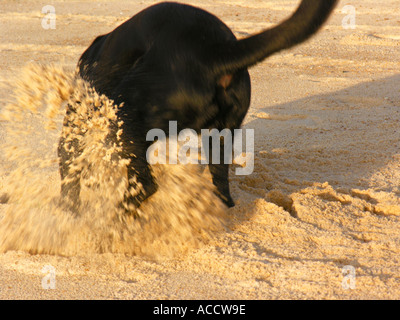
left=0, top=0, right=399, bottom=299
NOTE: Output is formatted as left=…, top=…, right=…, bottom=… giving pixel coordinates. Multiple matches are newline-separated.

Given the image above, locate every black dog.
left=58, top=0, right=337, bottom=213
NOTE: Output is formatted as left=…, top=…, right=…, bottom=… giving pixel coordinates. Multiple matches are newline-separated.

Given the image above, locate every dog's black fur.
left=58, top=0, right=337, bottom=212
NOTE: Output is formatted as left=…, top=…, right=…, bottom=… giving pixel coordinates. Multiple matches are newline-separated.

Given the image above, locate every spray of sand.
left=0, top=63, right=227, bottom=258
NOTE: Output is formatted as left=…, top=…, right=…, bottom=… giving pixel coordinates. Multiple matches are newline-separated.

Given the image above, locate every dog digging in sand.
left=58, top=0, right=338, bottom=214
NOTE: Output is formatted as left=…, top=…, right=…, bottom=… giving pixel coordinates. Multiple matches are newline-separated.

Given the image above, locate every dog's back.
left=78, top=3, right=236, bottom=98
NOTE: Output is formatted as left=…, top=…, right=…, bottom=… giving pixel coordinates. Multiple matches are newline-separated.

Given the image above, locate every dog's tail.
left=212, top=0, right=337, bottom=74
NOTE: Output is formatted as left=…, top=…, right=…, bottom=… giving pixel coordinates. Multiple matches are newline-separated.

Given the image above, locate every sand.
left=0, top=0, right=399, bottom=300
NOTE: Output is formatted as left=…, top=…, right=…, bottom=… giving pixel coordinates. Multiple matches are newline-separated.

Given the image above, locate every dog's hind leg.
left=117, top=130, right=158, bottom=215
left=123, top=157, right=158, bottom=214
